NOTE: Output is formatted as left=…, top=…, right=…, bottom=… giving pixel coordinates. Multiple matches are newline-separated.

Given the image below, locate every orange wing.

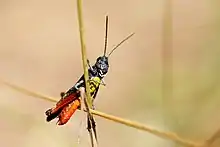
left=57, top=99, right=81, bottom=125
left=46, top=91, right=80, bottom=122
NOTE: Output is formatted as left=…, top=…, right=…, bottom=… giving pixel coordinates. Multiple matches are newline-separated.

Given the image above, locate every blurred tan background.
left=0, top=0, right=220, bottom=147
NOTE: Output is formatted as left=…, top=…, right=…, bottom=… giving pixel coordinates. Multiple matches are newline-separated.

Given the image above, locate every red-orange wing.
left=46, top=91, right=80, bottom=122
left=57, top=99, right=81, bottom=125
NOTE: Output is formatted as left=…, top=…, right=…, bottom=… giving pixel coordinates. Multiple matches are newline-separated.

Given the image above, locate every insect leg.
left=79, top=87, right=97, bottom=146
left=87, top=105, right=98, bottom=143
left=101, top=79, right=106, bottom=86
left=75, top=80, right=84, bottom=90
left=45, top=108, right=52, bottom=116
left=87, top=59, right=93, bottom=70
left=90, top=115, right=98, bottom=143
left=87, top=115, right=96, bottom=147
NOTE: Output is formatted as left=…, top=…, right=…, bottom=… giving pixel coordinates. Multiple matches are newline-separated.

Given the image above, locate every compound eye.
left=96, top=57, right=101, bottom=62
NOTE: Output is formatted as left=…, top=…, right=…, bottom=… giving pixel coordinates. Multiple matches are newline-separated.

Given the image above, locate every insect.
left=45, top=15, right=134, bottom=141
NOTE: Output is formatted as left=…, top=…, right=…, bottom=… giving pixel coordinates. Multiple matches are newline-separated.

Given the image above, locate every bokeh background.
left=0, top=0, right=220, bottom=147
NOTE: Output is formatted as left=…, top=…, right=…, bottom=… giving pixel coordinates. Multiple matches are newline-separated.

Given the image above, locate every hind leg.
left=45, top=108, right=52, bottom=116
left=46, top=91, right=65, bottom=116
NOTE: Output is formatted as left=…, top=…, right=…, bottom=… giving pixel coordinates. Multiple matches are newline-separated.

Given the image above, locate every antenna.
left=108, top=32, right=135, bottom=57
left=103, top=15, right=109, bottom=56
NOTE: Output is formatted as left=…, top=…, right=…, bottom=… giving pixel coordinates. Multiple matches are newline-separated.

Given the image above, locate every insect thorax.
left=89, top=77, right=101, bottom=93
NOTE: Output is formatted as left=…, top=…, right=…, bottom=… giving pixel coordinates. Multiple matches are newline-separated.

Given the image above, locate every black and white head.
left=95, top=15, right=135, bottom=78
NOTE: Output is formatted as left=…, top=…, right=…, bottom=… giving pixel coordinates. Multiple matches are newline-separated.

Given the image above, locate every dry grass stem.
left=76, top=0, right=92, bottom=108
left=76, top=0, right=98, bottom=146
left=0, top=79, right=203, bottom=147
left=203, top=128, right=220, bottom=147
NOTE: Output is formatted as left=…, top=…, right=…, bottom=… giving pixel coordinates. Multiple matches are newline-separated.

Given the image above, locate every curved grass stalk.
left=76, top=0, right=97, bottom=146
left=76, top=0, right=92, bottom=108
left=0, top=79, right=203, bottom=147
